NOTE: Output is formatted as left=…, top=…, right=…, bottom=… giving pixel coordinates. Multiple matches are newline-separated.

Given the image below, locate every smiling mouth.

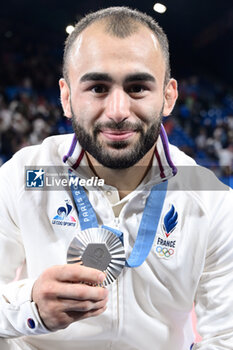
left=100, top=129, right=136, bottom=141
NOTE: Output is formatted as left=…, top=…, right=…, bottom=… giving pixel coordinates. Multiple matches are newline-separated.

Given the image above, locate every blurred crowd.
left=0, top=82, right=72, bottom=164
left=165, top=76, right=233, bottom=178
left=0, top=43, right=232, bottom=180
left=0, top=41, right=72, bottom=165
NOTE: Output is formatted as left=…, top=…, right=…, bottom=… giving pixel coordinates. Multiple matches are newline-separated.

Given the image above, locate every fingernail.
left=98, top=273, right=105, bottom=283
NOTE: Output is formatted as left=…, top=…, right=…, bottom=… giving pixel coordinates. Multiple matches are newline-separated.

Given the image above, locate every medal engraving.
left=82, top=243, right=111, bottom=271
left=67, top=227, right=126, bottom=285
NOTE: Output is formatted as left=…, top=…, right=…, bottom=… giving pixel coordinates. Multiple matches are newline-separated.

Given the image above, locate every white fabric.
left=0, top=133, right=232, bottom=349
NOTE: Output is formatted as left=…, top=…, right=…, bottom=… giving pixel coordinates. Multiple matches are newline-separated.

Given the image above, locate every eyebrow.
left=124, top=73, right=155, bottom=83
left=80, top=73, right=113, bottom=83
left=80, top=72, right=155, bottom=83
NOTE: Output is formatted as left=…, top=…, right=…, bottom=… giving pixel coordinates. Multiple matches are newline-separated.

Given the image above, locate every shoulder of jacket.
left=0, top=134, right=73, bottom=194
left=168, top=143, right=232, bottom=216
left=1, top=134, right=73, bottom=167
left=169, top=143, right=197, bottom=166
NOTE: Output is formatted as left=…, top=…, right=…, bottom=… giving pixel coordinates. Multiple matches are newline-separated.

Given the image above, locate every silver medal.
left=67, top=227, right=126, bottom=285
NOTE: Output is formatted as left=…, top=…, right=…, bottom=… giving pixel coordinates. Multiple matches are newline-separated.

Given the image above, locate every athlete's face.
left=60, top=22, right=177, bottom=168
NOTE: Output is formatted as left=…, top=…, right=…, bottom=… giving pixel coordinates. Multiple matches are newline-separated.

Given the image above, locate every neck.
left=86, top=146, right=155, bottom=199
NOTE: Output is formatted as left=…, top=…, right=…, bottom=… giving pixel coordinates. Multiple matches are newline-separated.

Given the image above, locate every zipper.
left=116, top=278, right=120, bottom=330
left=114, top=217, right=120, bottom=336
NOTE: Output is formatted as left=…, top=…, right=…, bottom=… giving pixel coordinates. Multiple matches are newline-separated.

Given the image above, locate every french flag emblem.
left=163, top=205, right=178, bottom=238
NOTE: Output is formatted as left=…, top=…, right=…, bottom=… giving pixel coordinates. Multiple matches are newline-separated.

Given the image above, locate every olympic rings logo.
left=156, top=246, right=174, bottom=258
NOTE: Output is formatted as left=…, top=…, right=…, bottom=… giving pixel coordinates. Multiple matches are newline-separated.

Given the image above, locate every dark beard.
left=71, top=111, right=163, bottom=169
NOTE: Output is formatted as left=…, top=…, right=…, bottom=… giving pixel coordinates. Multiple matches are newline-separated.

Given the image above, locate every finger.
left=55, top=264, right=106, bottom=284
left=67, top=305, right=107, bottom=323
left=62, top=297, right=108, bottom=313
left=57, top=282, right=108, bottom=301
left=80, top=305, right=107, bottom=319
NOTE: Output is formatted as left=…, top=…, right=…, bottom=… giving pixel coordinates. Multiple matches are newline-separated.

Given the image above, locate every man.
left=0, top=6, right=233, bottom=350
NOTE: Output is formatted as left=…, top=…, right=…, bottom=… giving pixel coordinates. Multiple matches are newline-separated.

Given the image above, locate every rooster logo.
left=162, top=205, right=178, bottom=238
left=53, top=200, right=76, bottom=222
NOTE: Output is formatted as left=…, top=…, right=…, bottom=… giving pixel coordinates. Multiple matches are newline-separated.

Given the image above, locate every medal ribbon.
left=69, top=172, right=167, bottom=268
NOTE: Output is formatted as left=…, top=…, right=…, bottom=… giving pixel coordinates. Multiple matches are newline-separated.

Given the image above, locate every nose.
left=105, top=88, right=130, bottom=122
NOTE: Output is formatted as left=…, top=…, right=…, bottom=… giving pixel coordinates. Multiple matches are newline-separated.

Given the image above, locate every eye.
left=126, top=84, right=148, bottom=97
left=91, top=84, right=108, bottom=94
left=128, top=85, right=144, bottom=92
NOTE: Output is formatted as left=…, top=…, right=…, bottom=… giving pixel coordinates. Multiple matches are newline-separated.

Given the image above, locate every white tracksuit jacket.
left=0, top=129, right=233, bottom=350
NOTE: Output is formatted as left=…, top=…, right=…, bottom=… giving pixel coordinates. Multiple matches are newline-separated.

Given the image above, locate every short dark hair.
left=63, top=7, right=171, bottom=85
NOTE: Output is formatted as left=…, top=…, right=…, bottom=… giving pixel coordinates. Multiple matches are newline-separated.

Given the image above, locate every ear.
left=163, top=79, right=178, bottom=117
left=59, top=78, right=72, bottom=119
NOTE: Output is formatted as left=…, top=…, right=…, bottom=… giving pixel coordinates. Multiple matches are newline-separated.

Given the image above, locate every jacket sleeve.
left=194, top=189, right=233, bottom=349
left=0, top=160, right=50, bottom=337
